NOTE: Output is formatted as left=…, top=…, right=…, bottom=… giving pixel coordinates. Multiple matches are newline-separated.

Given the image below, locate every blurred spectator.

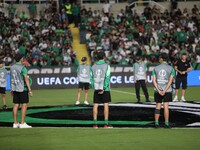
left=7, top=2, right=16, bottom=19
left=101, top=35, right=110, bottom=51
left=65, top=1, right=72, bottom=24
left=59, top=9, right=68, bottom=26
left=160, top=45, right=169, bottom=54
left=72, top=2, right=80, bottom=27
left=125, top=5, right=132, bottom=16
left=3, top=54, right=12, bottom=66
left=171, top=0, right=178, bottom=10
left=87, top=38, right=97, bottom=55
left=192, top=4, right=199, bottom=15
left=119, top=56, right=128, bottom=65
left=102, top=0, right=111, bottom=16
left=19, top=11, right=28, bottom=20
left=63, top=52, right=72, bottom=66
left=28, top=0, right=37, bottom=19
left=195, top=42, right=200, bottom=55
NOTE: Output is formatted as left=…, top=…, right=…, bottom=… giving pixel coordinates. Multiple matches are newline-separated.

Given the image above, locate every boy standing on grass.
left=152, top=53, right=175, bottom=128
left=76, top=57, right=90, bottom=105
left=91, top=51, right=112, bottom=128
left=133, top=56, right=150, bottom=103
left=10, top=54, right=33, bottom=128
left=0, top=60, right=7, bottom=110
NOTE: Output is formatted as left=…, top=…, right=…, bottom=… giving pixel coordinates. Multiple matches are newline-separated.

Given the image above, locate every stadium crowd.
left=0, top=0, right=79, bottom=67
left=82, top=3, right=200, bottom=68
left=0, top=1, right=200, bottom=69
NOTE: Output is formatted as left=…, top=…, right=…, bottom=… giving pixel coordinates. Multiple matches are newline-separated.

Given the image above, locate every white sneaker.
left=84, top=100, right=89, bottom=105
left=13, top=123, right=19, bottom=128
left=19, top=123, right=32, bottom=128
left=181, top=97, right=186, bottom=102
left=75, top=101, right=80, bottom=105
left=173, top=96, right=178, bottom=102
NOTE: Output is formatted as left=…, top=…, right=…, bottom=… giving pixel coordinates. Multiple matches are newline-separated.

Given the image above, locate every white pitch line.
left=112, top=89, right=154, bottom=99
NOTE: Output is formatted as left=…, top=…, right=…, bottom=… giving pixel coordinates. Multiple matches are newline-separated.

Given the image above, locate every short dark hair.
left=81, top=57, right=87, bottom=62
left=136, top=55, right=142, bottom=61
left=97, top=51, right=105, bottom=60
left=15, top=53, right=24, bottom=62
left=159, top=53, right=168, bottom=61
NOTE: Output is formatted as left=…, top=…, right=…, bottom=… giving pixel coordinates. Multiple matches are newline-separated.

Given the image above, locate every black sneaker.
left=2, top=105, right=7, bottom=110
left=136, top=101, right=141, bottom=104
left=164, top=124, right=172, bottom=129
left=155, top=124, right=160, bottom=128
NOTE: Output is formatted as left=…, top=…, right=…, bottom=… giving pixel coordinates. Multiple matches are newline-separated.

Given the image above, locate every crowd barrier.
left=5, top=66, right=200, bottom=90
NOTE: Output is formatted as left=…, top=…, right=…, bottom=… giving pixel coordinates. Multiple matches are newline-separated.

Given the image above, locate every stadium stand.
left=0, top=0, right=76, bottom=67
left=0, top=0, right=200, bottom=69
left=80, top=1, right=200, bottom=69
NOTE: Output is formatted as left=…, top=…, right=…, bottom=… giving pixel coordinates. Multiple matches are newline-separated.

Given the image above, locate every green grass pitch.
left=0, top=87, right=200, bottom=150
